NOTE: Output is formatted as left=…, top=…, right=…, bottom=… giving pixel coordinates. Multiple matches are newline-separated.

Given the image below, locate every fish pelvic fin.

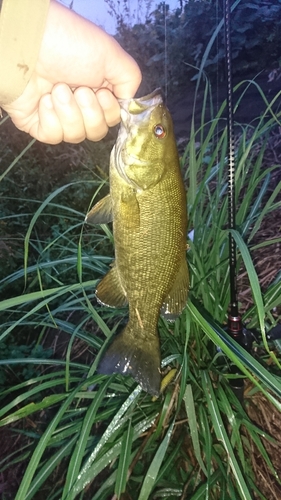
left=161, top=258, right=189, bottom=321
left=96, top=265, right=128, bottom=308
left=85, top=194, right=113, bottom=224
left=98, top=324, right=161, bottom=396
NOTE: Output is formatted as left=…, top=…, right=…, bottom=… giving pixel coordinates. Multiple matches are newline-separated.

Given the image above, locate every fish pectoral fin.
left=161, top=258, right=189, bottom=321
left=120, top=191, right=140, bottom=230
left=98, top=324, right=161, bottom=396
left=85, top=194, right=113, bottom=224
left=96, top=265, right=128, bottom=308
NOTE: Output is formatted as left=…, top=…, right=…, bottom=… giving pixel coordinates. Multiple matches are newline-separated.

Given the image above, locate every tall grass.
left=0, top=80, right=281, bottom=498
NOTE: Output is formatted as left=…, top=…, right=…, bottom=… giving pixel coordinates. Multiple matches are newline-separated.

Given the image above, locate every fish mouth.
left=119, top=88, right=163, bottom=120
left=114, top=89, right=163, bottom=185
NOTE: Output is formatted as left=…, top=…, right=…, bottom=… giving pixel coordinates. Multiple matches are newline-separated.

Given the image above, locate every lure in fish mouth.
left=86, top=89, right=189, bottom=396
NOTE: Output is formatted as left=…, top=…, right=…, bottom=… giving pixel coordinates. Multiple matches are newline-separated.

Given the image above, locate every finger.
left=32, top=93, right=64, bottom=144
left=107, top=49, right=142, bottom=99
left=95, top=88, right=121, bottom=127
left=51, top=83, right=86, bottom=143
left=74, top=87, right=109, bottom=141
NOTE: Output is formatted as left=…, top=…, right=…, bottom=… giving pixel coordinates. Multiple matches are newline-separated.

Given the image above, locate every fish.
left=86, top=89, right=189, bottom=396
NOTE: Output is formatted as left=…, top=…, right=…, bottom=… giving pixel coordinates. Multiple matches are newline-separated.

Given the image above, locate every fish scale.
left=86, top=89, right=189, bottom=396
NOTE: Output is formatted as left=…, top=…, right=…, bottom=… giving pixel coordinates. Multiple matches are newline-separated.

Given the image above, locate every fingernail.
left=54, top=85, right=72, bottom=104
left=75, top=89, right=94, bottom=107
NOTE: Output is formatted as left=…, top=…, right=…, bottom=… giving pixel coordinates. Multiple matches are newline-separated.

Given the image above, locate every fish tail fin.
left=98, top=324, right=161, bottom=396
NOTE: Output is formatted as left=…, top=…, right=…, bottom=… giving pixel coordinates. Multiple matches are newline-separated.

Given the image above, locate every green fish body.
left=86, top=89, right=189, bottom=396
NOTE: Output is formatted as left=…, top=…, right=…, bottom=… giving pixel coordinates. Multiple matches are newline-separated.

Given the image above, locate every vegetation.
left=0, top=1, right=281, bottom=498
left=110, top=0, right=281, bottom=93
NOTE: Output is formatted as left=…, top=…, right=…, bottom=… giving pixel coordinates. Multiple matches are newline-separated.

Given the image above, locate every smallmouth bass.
left=86, top=89, right=189, bottom=396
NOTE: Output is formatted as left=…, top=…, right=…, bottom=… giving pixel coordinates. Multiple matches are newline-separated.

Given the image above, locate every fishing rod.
left=224, top=0, right=245, bottom=398
left=223, top=0, right=281, bottom=399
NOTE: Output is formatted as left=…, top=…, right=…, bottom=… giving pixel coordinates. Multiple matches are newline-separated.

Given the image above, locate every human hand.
left=2, top=1, right=141, bottom=144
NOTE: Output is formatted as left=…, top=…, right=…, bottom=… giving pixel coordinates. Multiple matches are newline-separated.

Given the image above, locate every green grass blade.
left=0, top=138, right=36, bottom=182
left=23, top=182, right=84, bottom=283
left=14, top=379, right=92, bottom=500
left=115, top=418, right=134, bottom=497
left=231, top=229, right=271, bottom=355
left=188, top=300, right=281, bottom=406
left=138, top=420, right=175, bottom=500
left=0, top=377, right=75, bottom=421
left=62, top=377, right=112, bottom=499
left=26, top=436, right=78, bottom=500
left=74, top=413, right=158, bottom=497
left=201, top=371, right=252, bottom=499
left=183, top=384, right=207, bottom=476
left=71, top=385, right=143, bottom=495
left=0, top=394, right=67, bottom=426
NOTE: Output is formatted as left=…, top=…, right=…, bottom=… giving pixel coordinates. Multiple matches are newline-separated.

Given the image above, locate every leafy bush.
left=0, top=342, right=53, bottom=386
left=113, top=0, right=281, bottom=92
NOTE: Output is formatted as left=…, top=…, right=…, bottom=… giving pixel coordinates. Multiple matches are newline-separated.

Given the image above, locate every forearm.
left=0, top=0, right=49, bottom=105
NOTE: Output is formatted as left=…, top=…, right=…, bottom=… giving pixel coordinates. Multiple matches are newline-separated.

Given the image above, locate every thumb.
left=108, top=49, right=142, bottom=99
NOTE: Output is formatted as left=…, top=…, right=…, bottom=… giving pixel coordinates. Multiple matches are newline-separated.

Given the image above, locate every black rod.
left=224, top=0, right=243, bottom=333
left=224, top=0, right=244, bottom=398
left=224, top=0, right=239, bottom=316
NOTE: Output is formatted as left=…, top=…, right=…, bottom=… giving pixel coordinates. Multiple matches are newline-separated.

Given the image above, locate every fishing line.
left=215, top=0, right=220, bottom=142
left=163, top=0, right=168, bottom=103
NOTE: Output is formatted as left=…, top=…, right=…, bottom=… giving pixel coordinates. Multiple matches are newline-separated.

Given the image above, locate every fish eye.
left=154, top=124, right=166, bottom=139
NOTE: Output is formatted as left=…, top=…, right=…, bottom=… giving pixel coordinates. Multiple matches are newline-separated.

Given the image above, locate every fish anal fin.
left=161, top=258, right=189, bottom=321
left=98, top=324, right=161, bottom=396
left=96, top=265, right=128, bottom=308
left=85, top=194, right=113, bottom=224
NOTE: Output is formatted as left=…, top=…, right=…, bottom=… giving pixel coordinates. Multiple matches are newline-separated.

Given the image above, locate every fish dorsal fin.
left=85, top=194, right=113, bottom=224
left=96, top=265, right=128, bottom=308
left=161, top=258, right=189, bottom=321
